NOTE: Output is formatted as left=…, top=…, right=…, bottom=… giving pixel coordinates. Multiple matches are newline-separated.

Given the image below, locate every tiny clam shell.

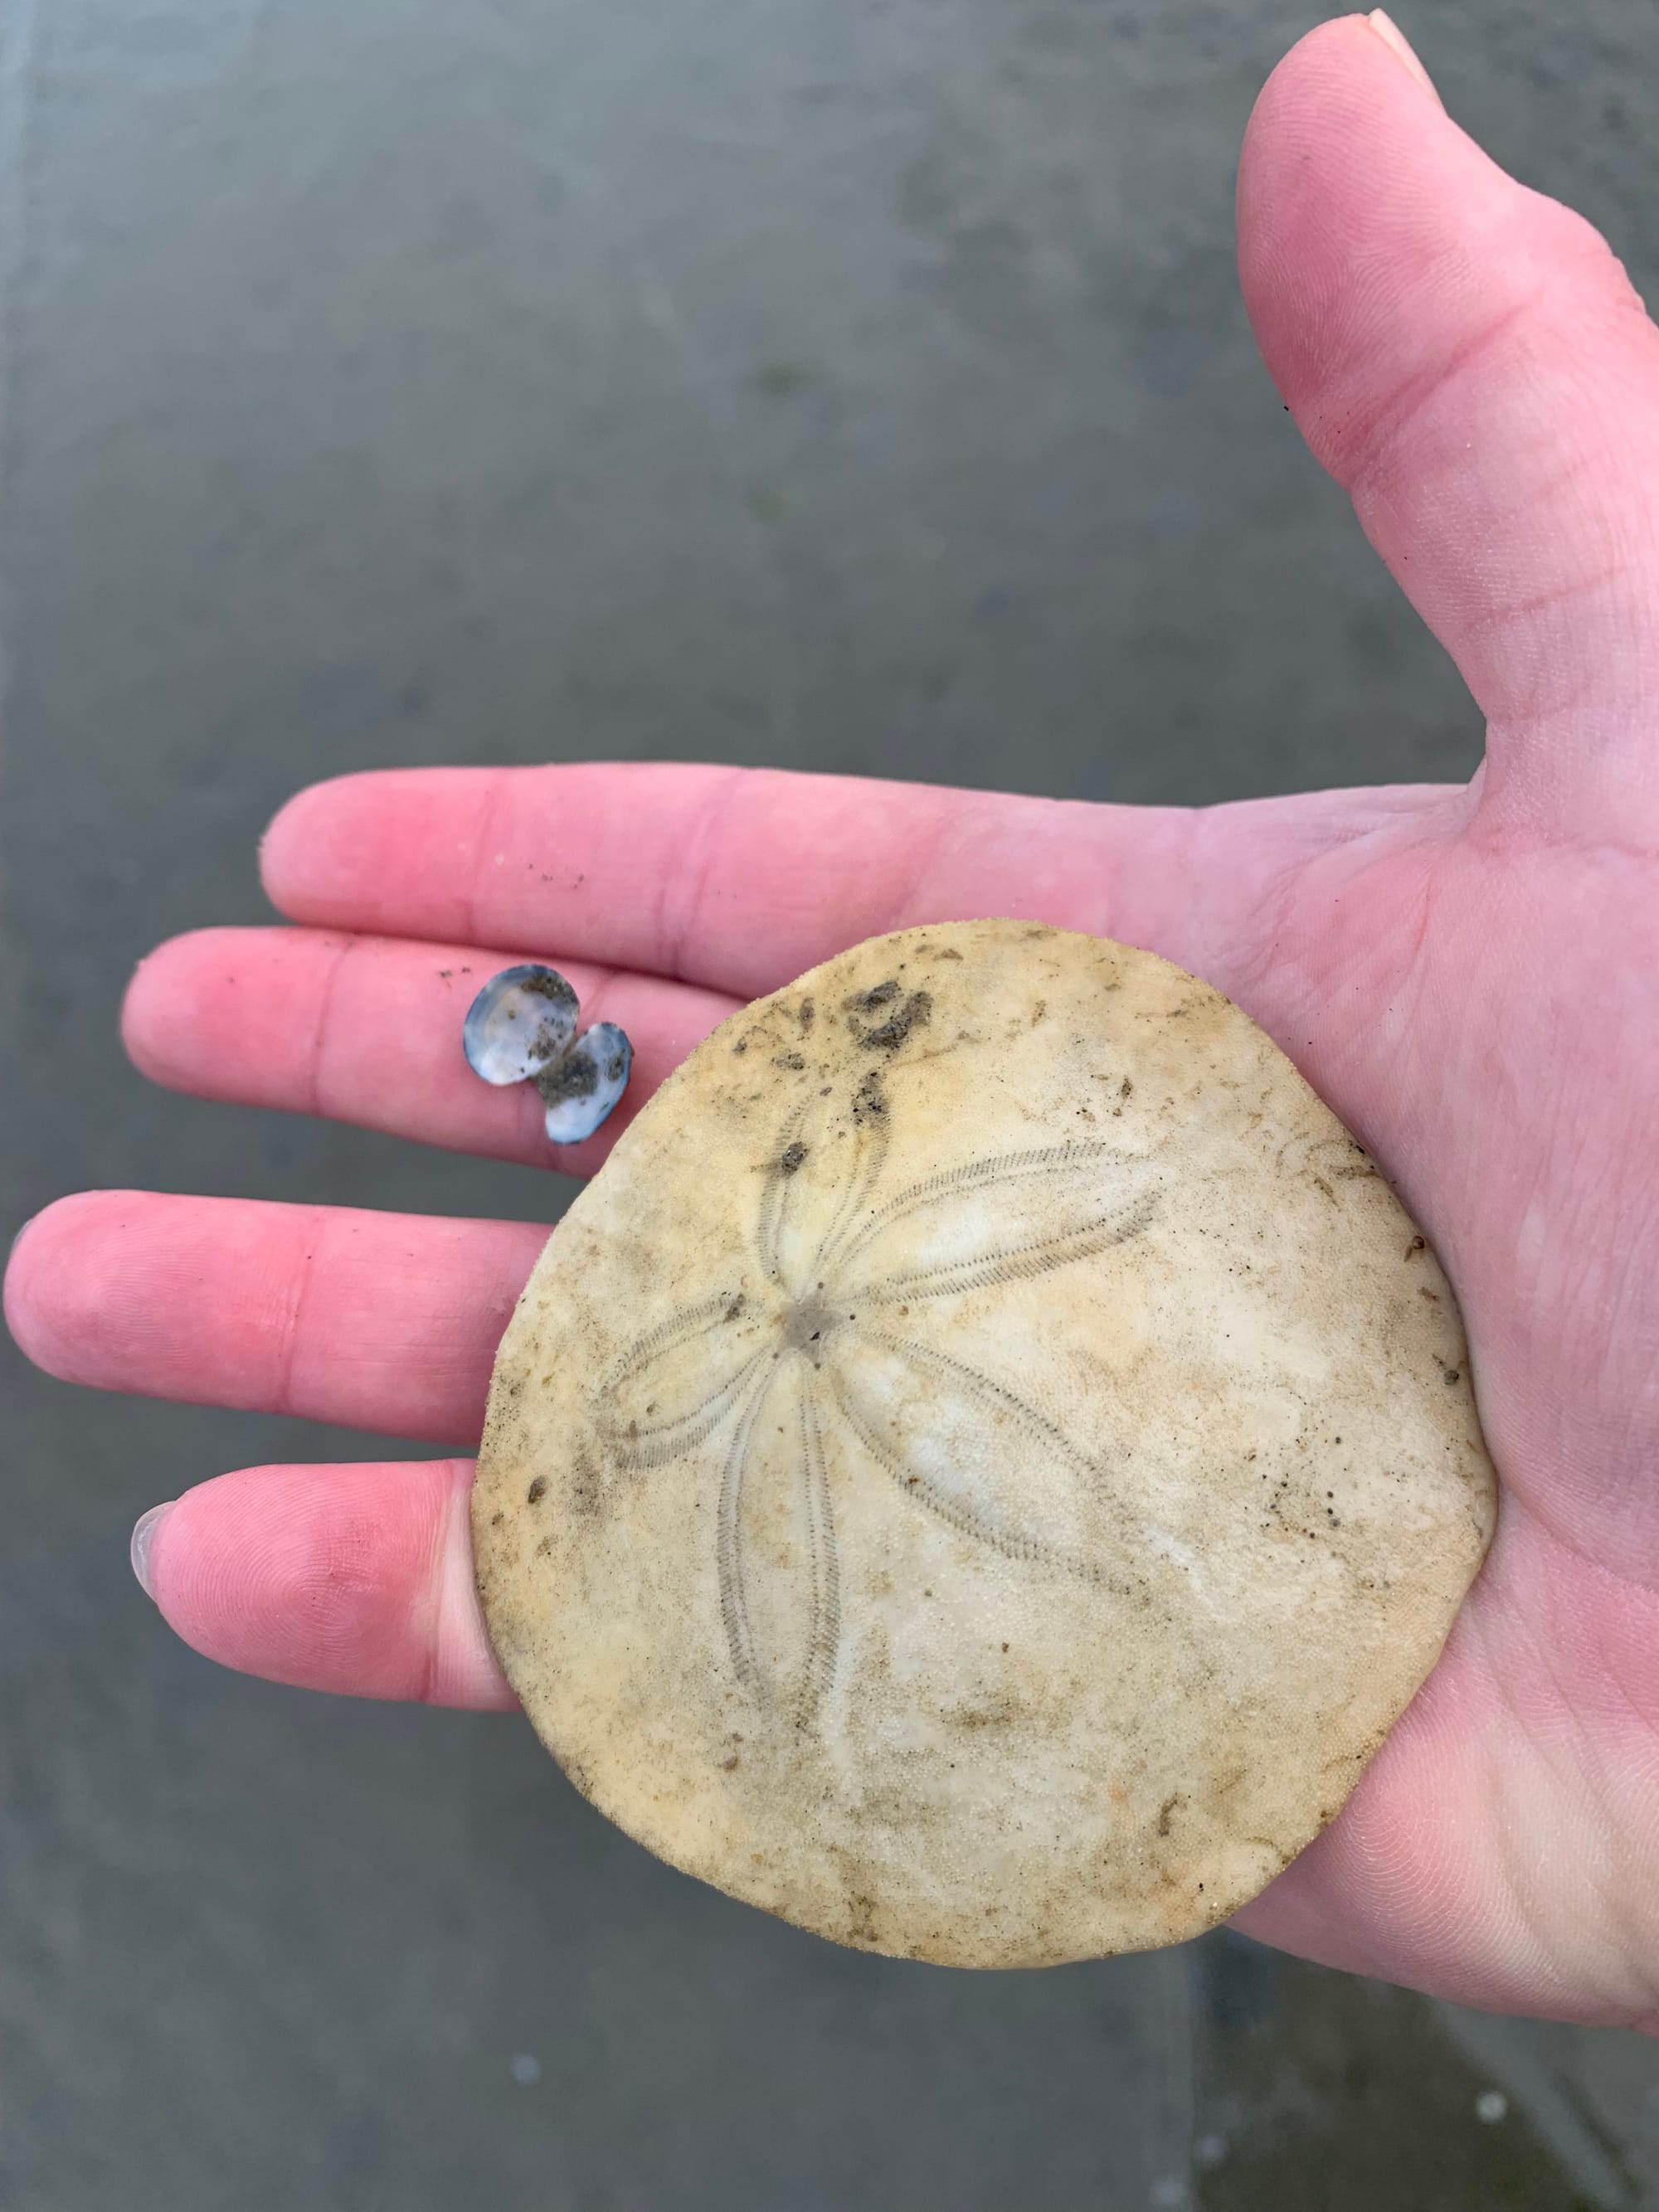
left=538, top=1022, right=633, bottom=1145
left=463, top=965, right=579, bottom=1085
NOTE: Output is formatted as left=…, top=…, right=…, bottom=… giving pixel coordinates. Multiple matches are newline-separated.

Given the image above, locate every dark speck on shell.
left=844, top=983, right=932, bottom=1051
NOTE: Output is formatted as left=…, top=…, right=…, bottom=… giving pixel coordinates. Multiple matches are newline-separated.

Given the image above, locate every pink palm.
left=8, top=17, right=1659, bottom=2026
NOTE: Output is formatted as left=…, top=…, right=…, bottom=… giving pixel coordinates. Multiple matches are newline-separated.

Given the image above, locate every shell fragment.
left=463, top=965, right=631, bottom=1145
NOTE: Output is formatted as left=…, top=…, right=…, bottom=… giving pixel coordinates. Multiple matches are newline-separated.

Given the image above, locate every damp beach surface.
left=472, top=921, right=1496, bottom=1966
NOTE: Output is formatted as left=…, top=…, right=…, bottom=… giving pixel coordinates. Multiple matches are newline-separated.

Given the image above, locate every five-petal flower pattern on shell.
left=597, top=1074, right=1163, bottom=1728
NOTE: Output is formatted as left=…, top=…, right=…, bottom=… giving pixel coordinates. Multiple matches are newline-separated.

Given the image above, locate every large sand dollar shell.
left=472, top=921, right=1496, bottom=1966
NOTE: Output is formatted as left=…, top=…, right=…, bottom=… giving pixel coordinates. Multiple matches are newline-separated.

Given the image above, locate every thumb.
left=1238, top=14, right=1659, bottom=839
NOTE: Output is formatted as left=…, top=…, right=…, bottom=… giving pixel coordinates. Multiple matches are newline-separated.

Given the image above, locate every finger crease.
left=306, top=933, right=361, bottom=1119
left=421, top=1466, right=470, bottom=1706
left=654, top=767, right=745, bottom=982
left=875, top=795, right=965, bottom=941
left=465, top=768, right=516, bottom=949
left=272, top=1213, right=327, bottom=1421
left=1344, top=284, right=1546, bottom=506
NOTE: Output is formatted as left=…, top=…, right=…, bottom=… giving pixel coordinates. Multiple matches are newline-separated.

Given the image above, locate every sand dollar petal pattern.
left=589, top=1067, right=1170, bottom=1718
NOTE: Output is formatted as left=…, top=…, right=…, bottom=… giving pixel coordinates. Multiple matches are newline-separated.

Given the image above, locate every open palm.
left=8, top=17, right=1658, bottom=2027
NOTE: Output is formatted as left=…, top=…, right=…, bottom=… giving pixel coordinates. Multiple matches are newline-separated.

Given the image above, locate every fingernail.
left=130, top=1502, right=174, bottom=1600
left=1366, top=12, right=1443, bottom=108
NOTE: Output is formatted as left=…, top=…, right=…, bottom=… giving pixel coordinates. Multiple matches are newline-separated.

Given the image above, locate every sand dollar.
left=472, top=921, right=1495, bottom=1965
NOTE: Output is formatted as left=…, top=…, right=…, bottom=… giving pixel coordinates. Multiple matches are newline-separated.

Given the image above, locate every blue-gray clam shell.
left=537, top=1022, right=632, bottom=1145
left=463, top=965, right=579, bottom=1085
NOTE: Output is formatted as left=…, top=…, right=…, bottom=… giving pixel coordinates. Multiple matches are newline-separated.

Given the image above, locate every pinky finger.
left=136, top=1458, right=517, bottom=1710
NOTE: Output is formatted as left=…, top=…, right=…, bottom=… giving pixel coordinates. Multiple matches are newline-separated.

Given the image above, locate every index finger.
left=259, top=762, right=1198, bottom=1001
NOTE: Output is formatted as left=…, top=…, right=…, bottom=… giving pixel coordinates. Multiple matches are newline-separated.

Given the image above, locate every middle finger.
left=6, top=1190, right=547, bottom=1441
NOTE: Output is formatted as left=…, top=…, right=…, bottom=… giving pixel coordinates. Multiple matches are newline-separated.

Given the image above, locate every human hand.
left=8, top=13, right=1659, bottom=2026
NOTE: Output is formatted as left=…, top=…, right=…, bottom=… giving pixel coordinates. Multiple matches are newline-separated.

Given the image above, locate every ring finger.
left=122, top=927, right=741, bottom=1173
